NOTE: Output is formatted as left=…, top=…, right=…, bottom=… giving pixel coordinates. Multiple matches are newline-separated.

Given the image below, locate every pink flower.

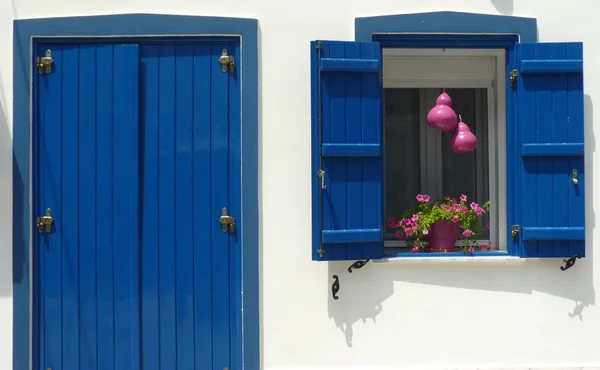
left=405, top=228, right=414, bottom=235
left=444, top=205, right=452, bottom=212
left=463, top=229, right=473, bottom=237
left=470, top=202, right=478, bottom=210
left=395, top=230, right=404, bottom=239
left=475, top=207, right=483, bottom=216
left=412, top=214, right=419, bottom=222
left=422, top=228, right=429, bottom=235
left=468, top=246, right=475, bottom=254
left=411, top=247, right=419, bottom=253
left=452, top=215, right=459, bottom=223
left=462, top=208, right=468, bottom=214
left=423, top=195, right=430, bottom=203
left=460, top=194, right=467, bottom=202
left=486, top=222, right=491, bottom=229
left=388, top=217, right=397, bottom=228
left=454, top=204, right=462, bottom=211
left=414, top=241, right=420, bottom=247
left=416, top=194, right=424, bottom=202
left=481, top=245, right=488, bottom=252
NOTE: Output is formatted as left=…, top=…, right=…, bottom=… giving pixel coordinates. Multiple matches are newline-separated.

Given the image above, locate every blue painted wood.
left=311, top=40, right=384, bottom=261
left=322, top=229, right=382, bottom=244
left=320, top=57, right=379, bottom=72
left=96, top=44, right=117, bottom=370
left=516, top=42, right=585, bottom=258
left=521, top=143, right=584, bottom=156
left=520, top=60, right=583, bottom=73
left=355, top=12, right=538, bottom=43
left=322, top=143, right=381, bottom=156
left=16, top=16, right=258, bottom=370
left=36, top=43, right=141, bottom=370
left=522, top=227, right=585, bottom=240
left=370, top=34, right=519, bottom=49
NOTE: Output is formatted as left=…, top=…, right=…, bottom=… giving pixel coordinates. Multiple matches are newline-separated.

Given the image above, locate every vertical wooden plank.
left=210, top=43, right=231, bottom=370
left=344, top=42, right=364, bottom=260
left=192, top=44, right=214, bottom=369
left=533, top=43, right=554, bottom=257
left=157, top=45, right=177, bottom=370
left=519, top=43, right=538, bottom=257
left=319, top=41, right=332, bottom=260
left=174, top=45, right=195, bottom=369
left=567, top=42, right=585, bottom=257
left=139, top=44, right=161, bottom=370
left=360, top=42, right=384, bottom=259
left=60, top=44, right=80, bottom=370
left=95, top=44, right=116, bottom=370
left=113, top=44, right=140, bottom=370
left=78, top=44, right=98, bottom=369
left=41, top=45, right=63, bottom=370
left=549, top=43, right=570, bottom=258
left=328, top=41, right=348, bottom=261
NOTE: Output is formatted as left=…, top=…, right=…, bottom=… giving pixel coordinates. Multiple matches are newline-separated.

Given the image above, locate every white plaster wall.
left=1, top=1, right=600, bottom=370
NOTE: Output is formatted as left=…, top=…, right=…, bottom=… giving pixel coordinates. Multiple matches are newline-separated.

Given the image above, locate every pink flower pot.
left=428, top=220, right=460, bottom=252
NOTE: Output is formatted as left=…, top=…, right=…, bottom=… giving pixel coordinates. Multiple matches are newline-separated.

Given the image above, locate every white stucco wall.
left=2, top=1, right=600, bottom=370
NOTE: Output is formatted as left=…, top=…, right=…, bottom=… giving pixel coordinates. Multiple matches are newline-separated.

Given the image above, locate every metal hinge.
left=380, top=69, right=383, bottom=85
left=511, top=224, right=520, bottom=241
left=36, top=208, right=54, bottom=233
left=36, top=49, right=54, bottom=75
left=218, top=48, right=235, bottom=73
left=509, top=69, right=518, bottom=87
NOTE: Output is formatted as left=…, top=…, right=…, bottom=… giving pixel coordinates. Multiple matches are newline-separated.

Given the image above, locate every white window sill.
left=374, top=252, right=524, bottom=264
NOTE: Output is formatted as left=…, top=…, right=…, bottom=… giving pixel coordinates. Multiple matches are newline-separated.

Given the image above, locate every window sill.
left=375, top=251, right=524, bottom=263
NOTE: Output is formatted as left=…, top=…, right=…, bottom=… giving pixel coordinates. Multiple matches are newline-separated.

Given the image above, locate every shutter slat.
left=320, top=58, right=379, bottom=72
left=322, top=143, right=381, bottom=157
left=520, top=60, right=583, bottom=73
left=311, top=40, right=384, bottom=261
left=515, top=42, right=586, bottom=258
left=521, top=143, right=584, bottom=156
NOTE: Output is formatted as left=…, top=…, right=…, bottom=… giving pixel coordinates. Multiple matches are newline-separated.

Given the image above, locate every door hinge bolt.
left=37, top=49, right=54, bottom=75
left=218, top=48, right=235, bottom=73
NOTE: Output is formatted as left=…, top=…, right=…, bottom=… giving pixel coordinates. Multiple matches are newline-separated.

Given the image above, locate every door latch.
left=219, top=207, right=236, bottom=233
left=218, top=48, right=235, bottom=73
left=509, top=69, right=518, bottom=87
left=36, top=49, right=54, bottom=75
left=511, top=224, right=520, bottom=241
left=36, top=208, right=54, bottom=233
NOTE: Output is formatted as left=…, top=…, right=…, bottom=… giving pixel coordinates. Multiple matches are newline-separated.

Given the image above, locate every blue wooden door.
left=35, top=41, right=237, bottom=370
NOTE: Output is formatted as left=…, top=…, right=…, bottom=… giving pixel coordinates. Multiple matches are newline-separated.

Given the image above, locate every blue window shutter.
left=514, top=42, right=585, bottom=258
left=311, top=40, right=384, bottom=261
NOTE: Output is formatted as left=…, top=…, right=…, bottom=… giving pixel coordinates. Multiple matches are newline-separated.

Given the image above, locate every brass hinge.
left=36, top=49, right=54, bottom=75
left=316, top=41, right=322, bottom=50
left=511, top=224, right=520, bottom=241
left=317, top=248, right=324, bottom=259
left=218, top=48, right=235, bottom=73
left=509, top=69, right=518, bottom=87
left=36, top=208, right=54, bottom=233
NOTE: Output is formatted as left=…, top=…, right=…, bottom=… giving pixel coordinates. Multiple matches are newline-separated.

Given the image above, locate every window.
left=310, top=36, right=585, bottom=261
left=382, top=49, right=504, bottom=253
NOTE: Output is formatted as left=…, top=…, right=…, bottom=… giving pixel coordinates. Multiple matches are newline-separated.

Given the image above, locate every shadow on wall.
left=0, top=94, right=14, bottom=297
left=326, top=95, right=595, bottom=346
left=490, top=0, right=514, bottom=15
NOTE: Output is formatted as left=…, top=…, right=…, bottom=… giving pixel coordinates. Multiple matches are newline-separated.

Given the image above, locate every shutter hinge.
left=509, top=69, right=518, bottom=88
left=316, top=41, right=322, bottom=50
left=511, top=224, right=520, bottom=241
left=36, top=49, right=54, bottom=75
left=380, top=69, right=383, bottom=85
left=218, top=48, right=235, bottom=73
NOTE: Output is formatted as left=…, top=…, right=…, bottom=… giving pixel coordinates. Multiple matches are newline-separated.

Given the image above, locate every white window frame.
left=382, top=48, right=507, bottom=251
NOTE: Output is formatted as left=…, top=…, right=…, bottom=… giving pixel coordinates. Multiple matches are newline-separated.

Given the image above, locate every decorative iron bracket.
left=331, top=275, right=340, bottom=300
left=560, top=254, right=581, bottom=271
left=348, top=257, right=370, bottom=273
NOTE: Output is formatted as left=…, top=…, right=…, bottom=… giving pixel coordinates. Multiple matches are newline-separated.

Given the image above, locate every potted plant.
left=388, top=194, right=491, bottom=254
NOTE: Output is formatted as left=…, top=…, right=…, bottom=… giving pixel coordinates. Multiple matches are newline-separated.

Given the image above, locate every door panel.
left=139, top=43, right=231, bottom=370
left=36, top=43, right=141, bottom=370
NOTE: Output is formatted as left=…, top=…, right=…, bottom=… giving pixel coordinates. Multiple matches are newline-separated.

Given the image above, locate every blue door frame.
left=13, top=14, right=259, bottom=370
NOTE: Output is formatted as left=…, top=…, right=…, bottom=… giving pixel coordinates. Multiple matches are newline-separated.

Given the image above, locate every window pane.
left=440, top=88, right=490, bottom=239
left=384, top=88, right=420, bottom=237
